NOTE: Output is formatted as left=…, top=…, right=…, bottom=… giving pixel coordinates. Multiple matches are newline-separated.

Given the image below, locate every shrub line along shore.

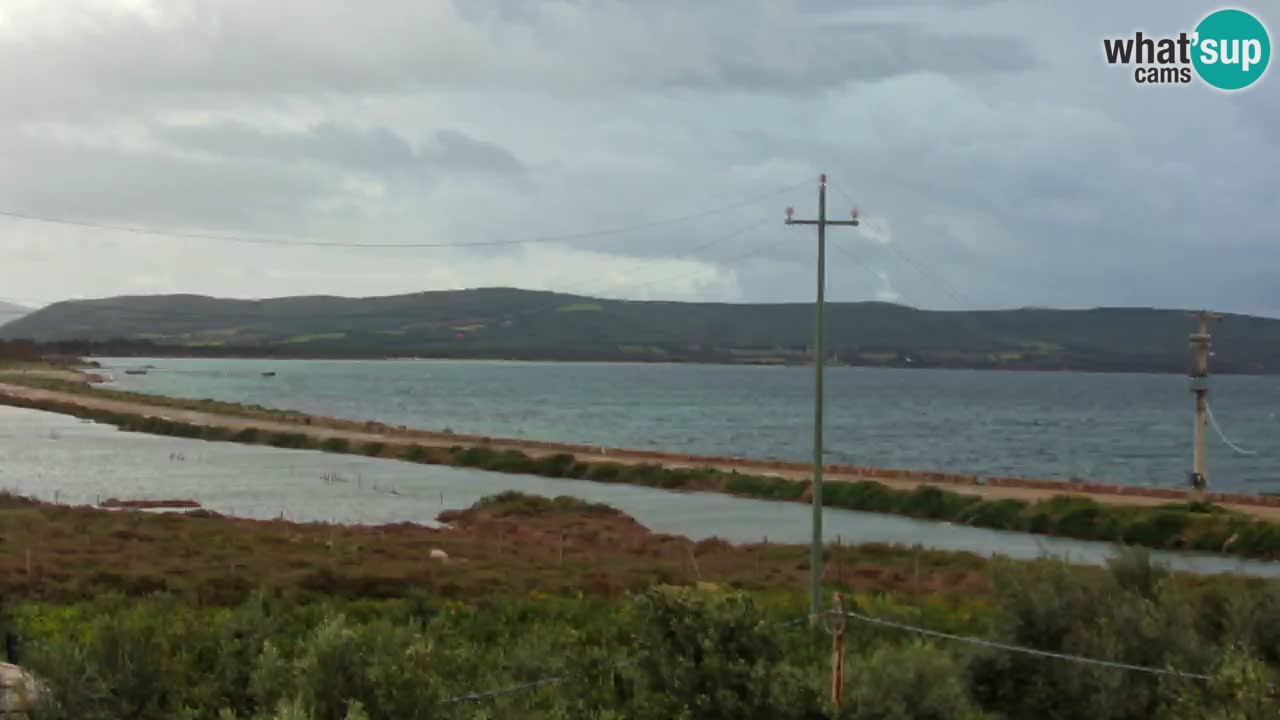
left=5, top=374, right=1280, bottom=559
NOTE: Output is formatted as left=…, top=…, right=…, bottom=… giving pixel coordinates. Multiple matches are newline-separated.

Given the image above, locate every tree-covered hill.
left=2, top=287, right=1275, bottom=373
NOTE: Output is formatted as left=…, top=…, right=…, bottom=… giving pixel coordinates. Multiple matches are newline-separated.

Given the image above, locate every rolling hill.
left=2, top=288, right=1277, bottom=373
left=0, top=300, right=30, bottom=327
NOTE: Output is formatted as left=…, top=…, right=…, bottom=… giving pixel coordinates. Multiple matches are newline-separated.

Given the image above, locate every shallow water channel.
left=3, top=405, right=1279, bottom=578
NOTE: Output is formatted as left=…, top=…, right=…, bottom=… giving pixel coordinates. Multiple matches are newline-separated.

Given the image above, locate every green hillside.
left=1, top=287, right=1276, bottom=373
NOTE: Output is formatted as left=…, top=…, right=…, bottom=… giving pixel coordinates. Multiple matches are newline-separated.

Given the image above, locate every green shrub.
left=562, top=587, right=824, bottom=720
left=1226, top=521, right=1280, bottom=556
left=454, top=446, right=499, bottom=468
left=320, top=438, right=351, bottom=454
left=269, top=432, right=313, bottom=450
left=726, top=474, right=806, bottom=501
left=488, top=450, right=535, bottom=474
left=1054, top=504, right=1107, bottom=539
left=233, top=428, right=262, bottom=443
left=584, top=462, right=623, bottom=482
left=360, top=442, right=385, bottom=457
left=841, top=642, right=994, bottom=720
left=825, top=481, right=902, bottom=514
left=1120, top=512, right=1189, bottom=548
left=534, top=453, right=577, bottom=477
left=399, top=445, right=428, bottom=462
left=957, top=499, right=1028, bottom=530
left=899, top=485, right=981, bottom=519
left=202, top=426, right=231, bottom=442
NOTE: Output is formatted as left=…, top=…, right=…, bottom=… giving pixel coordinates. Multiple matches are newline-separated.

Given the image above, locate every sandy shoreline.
left=3, top=375, right=1279, bottom=522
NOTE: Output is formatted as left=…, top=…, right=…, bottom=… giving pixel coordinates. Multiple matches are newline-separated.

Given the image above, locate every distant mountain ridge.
left=2, top=287, right=1278, bottom=373
left=0, top=301, right=30, bottom=325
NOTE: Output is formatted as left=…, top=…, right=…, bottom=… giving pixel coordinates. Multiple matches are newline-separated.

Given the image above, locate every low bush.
left=233, top=427, right=262, bottom=443
left=320, top=437, right=351, bottom=454
left=269, top=432, right=313, bottom=450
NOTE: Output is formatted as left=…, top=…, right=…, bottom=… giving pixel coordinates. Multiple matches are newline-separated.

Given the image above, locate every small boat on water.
left=261, top=371, right=276, bottom=377
left=124, top=369, right=148, bottom=376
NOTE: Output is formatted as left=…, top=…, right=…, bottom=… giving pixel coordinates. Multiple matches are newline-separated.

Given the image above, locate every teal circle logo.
left=1192, top=9, right=1270, bottom=90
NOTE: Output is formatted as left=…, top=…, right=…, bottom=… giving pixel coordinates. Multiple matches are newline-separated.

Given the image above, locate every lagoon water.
left=95, top=357, right=1280, bottom=492
left=4, top=405, right=1280, bottom=578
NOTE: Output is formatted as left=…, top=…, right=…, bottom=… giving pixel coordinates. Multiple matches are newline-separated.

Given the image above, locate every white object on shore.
left=0, top=662, right=44, bottom=714
left=429, top=548, right=449, bottom=562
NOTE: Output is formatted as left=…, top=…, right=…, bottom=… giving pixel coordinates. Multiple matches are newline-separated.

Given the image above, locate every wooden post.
left=913, top=546, right=921, bottom=603
left=831, top=593, right=847, bottom=708
left=687, top=545, right=702, bottom=582
left=786, top=174, right=861, bottom=621
left=836, top=534, right=843, bottom=587
left=1187, top=311, right=1222, bottom=495
left=559, top=533, right=565, bottom=566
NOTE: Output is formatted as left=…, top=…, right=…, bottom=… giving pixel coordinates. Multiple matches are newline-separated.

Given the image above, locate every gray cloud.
left=0, top=0, right=1276, bottom=317
left=155, top=123, right=419, bottom=172
left=422, top=131, right=529, bottom=176
left=153, top=122, right=527, bottom=178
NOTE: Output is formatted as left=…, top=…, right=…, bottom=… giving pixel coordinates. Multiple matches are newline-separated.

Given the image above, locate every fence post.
left=831, top=592, right=846, bottom=709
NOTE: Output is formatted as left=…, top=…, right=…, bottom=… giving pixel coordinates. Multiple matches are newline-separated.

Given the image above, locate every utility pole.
left=786, top=174, right=859, bottom=622
left=1188, top=310, right=1222, bottom=495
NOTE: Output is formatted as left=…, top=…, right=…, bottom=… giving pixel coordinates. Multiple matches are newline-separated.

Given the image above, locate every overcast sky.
left=0, top=0, right=1276, bottom=314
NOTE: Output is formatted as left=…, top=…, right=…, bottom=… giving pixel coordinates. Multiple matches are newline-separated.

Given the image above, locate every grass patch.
left=556, top=302, right=604, bottom=312
left=279, top=332, right=347, bottom=344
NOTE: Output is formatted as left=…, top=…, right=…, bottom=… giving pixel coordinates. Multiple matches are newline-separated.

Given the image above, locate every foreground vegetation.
left=5, top=383, right=1280, bottom=560
left=2, top=498, right=1280, bottom=718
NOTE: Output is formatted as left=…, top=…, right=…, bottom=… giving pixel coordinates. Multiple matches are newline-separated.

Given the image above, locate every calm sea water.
left=94, top=358, right=1280, bottom=491
left=4, top=405, right=1278, bottom=577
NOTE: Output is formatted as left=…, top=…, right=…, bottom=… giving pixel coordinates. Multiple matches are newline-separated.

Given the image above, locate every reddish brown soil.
left=0, top=492, right=989, bottom=603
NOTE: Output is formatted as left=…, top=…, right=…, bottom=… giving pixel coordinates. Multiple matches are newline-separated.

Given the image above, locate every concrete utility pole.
left=786, top=174, right=859, bottom=622
left=1188, top=310, right=1222, bottom=494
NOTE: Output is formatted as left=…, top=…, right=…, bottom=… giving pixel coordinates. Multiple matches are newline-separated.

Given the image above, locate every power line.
left=1206, top=401, right=1257, bottom=456
left=827, top=183, right=976, bottom=309
left=840, top=609, right=1213, bottom=681
left=585, top=220, right=780, bottom=298
left=545, top=210, right=776, bottom=297
left=0, top=222, right=779, bottom=326
left=0, top=181, right=807, bottom=250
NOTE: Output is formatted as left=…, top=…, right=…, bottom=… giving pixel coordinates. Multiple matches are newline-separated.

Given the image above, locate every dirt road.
left=4, top=380, right=1279, bottom=521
